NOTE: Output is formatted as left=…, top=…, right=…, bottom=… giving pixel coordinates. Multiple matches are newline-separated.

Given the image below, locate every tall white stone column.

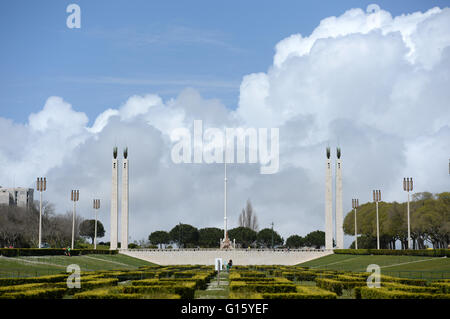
left=121, top=148, right=129, bottom=250
left=110, top=147, right=119, bottom=250
left=224, top=162, right=227, bottom=240
left=325, top=147, right=333, bottom=250
left=335, top=148, right=343, bottom=249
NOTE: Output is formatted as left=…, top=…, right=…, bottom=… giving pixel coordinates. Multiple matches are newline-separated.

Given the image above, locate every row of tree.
left=0, top=201, right=105, bottom=248
left=343, top=192, right=449, bottom=249
left=148, top=224, right=325, bottom=249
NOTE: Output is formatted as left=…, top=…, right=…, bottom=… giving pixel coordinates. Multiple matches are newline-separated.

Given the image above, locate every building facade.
left=0, top=187, right=34, bottom=208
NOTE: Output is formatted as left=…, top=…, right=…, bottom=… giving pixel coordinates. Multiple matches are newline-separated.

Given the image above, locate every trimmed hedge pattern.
left=0, top=248, right=118, bottom=257
left=333, top=249, right=450, bottom=257
left=359, top=286, right=450, bottom=299
left=0, top=261, right=448, bottom=299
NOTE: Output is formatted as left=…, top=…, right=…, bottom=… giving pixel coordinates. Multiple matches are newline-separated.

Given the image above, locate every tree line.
left=148, top=225, right=326, bottom=249
left=0, top=201, right=105, bottom=248
left=343, top=192, right=449, bottom=249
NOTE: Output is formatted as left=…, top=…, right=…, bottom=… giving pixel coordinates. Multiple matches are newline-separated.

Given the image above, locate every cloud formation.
left=1, top=5, right=449, bottom=247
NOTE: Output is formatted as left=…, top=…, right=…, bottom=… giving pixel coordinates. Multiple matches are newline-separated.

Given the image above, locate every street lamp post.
left=352, top=199, right=359, bottom=249
left=403, top=178, right=413, bottom=249
left=93, top=199, right=100, bottom=250
left=71, top=190, right=79, bottom=250
left=373, top=190, right=381, bottom=250
left=36, top=177, right=46, bottom=248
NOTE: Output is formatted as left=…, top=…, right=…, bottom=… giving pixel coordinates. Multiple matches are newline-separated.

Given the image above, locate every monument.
left=110, top=147, right=119, bottom=250
left=325, top=147, right=333, bottom=250
left=335, top=147, right=344, bottom=249
left=121, top=148, right=129, bottom=250
left=220, top=163, right=232, bottom=249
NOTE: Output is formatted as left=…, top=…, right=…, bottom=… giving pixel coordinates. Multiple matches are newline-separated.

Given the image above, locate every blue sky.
left=1, top=0, right=448, bottom=124
left=1, top=1, right=449, bottom=245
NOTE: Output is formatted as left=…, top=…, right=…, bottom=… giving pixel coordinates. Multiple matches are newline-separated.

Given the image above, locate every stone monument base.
left=220, top=236, right=233, bottom=249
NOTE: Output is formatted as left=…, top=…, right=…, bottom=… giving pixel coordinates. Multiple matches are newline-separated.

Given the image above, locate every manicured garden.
left=0, top=263, right=449, bottom=299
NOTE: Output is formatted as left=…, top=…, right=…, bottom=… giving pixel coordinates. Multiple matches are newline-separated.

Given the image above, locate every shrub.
left=229, top=282, right=296, bottom=293
left=122, top=282, right=196, bottom=299
left=382, top=282, right=439, bottom=293
left=379, top=275, right=427, bottom=286
left=0, top=248, right=118, bottom=257
left=333, top=249, right=450, bottom=257
left=0, top=288, right=66, bottom=299
left=229, top=292, right=263, bottom=299
left=0, top=283, right=49, bottom=294
left=0, top=274, right=68, bottom=286
left=359, top=286, right=450, bottom=299
left=315, top=278, right=366, bottom=296
left=73, top=288, right=146, bottom=299
left=430, top=282, right=450, bottom=293
left=234, top=271, right=266, bottom=278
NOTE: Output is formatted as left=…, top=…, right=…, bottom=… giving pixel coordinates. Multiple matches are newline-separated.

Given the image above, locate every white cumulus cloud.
left=0, top=4, right=449, bottom=248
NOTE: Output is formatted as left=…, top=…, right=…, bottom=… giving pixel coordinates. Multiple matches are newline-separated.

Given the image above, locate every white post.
left=94, top=209, right=98, bottom=250
left=72, top=201, right=76, bottom=250
left=325, top=155, right=333, bottom=250
left=121, top=157, right=129, bottom=250
left=110, top=156, right=119, bottom=250
left=224, top=162, right=227, bottom=240
left=354, top=208, right=358, bottom=250
left=39, top=191, right=42, bottom=249
left=407, top=192, right=411, bottom=249
left=335, top=157, right=343, bottom=249
left=376, top=201, right=380, bottom=250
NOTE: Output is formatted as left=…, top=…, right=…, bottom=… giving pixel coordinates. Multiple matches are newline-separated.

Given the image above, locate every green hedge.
left=431, top=282, right=450, bottom=293
left=229, top=281, right=296, bottom=293
left=122, top=283, right=196, bottom=299
left=262, top=287, right=337, bottom=299
left=359, top=286, right=450, bottom=299
left=0, top=288, right=66, bottom=299
left=229, top=292, right=263, bottom=299
left=0, top=274, right=68, bottom=286
left=315, top=278, right=366, bottom=296
left=98, top=271, right=158, bottom=281
left=379, top=275, right=427, bottom=286
left=0, top=283, right=49, bottom=294
left=0, top=248, right=118, bottom=257
left=333, top=249, right=450, bottom=257
left=382, top=282, right=439, bottom=294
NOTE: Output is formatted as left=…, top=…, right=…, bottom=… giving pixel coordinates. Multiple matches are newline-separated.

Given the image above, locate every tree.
left=256, top=228, right=283, bottom=248
left=349, top=234, right=377, bottom=249
left=79, top=219, right=105, bottom=244
left=304, top=230, right=325, bottom=249
left=198, top=227, right=223, bottom=248
left=0, top=201, right=83, bottom=248
left=238, top=199, right=259, bottom=231
left=228, top=227, right=257, bottom=248
left=286, top=235, right=305, bottom=248
left=169, top=224, right=199, bottom=248
left=148, top=231, right=170, bottom=248
left=342, top=192, right=450, bottom=250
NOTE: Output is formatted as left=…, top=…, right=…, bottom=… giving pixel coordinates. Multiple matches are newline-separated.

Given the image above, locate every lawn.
left=298, top=254, right=450, bottom=279
left=0, top=253, right=156, bottom=278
